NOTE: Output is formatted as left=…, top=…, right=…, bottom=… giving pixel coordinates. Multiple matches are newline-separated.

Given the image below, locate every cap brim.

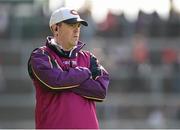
left=63, top=18, right=88, bottom=26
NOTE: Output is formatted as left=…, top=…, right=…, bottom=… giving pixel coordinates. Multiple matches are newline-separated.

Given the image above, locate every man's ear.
left=55, top=26, right=58, bottom=32
left=51, top=25, right=57, bottom=32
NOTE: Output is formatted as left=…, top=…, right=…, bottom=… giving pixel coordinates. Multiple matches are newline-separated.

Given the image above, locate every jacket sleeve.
left=71, top=66, right=109, bottom=102
left=29, top=48, right=91, bottom=90
left=71, top=53, right=110, bottom=102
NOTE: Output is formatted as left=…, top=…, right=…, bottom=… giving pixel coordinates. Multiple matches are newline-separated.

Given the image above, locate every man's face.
left=56, top=22, right=81, bottom=50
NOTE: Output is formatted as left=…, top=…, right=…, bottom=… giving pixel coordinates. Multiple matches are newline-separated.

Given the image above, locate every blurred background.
left=0, top=0, right=180, bottom=128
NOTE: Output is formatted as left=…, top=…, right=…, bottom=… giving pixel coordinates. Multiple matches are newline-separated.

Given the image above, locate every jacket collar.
left=46, top=36, right=85, bottom=58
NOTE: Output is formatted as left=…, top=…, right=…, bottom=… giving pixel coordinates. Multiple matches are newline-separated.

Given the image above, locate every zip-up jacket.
left=28, top=36, right=109, bottom=129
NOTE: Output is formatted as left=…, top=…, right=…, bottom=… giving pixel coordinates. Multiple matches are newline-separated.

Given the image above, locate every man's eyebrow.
left=65, top=23, right=81, bottom=26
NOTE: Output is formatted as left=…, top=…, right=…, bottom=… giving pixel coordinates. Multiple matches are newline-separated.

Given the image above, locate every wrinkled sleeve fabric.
left=29, top=48, right=91, bottom=90
left=71, top=53, right=110, bottom=102
left=72, top=67, right=109, bottom=102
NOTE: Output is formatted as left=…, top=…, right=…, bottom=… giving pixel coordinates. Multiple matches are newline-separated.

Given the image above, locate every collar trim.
left=46, top=36, right=85, bottom=58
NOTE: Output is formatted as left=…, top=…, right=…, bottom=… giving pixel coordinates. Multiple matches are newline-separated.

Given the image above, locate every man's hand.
left=90, top=55, right=101, bottom=80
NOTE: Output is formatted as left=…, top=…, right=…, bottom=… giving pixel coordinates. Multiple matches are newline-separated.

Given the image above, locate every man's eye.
left=69, top=23, right=81, bottom=28
left=69, top=24, right=75, bottom=27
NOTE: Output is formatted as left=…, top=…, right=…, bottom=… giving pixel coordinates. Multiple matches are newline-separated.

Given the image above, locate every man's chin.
left=73, top=40, right=78, bottom=44
left=70, top=41, right=78, bottom=47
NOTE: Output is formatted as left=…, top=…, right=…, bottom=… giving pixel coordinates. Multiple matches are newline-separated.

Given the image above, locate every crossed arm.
left=28, top=49, right=109, bottom=101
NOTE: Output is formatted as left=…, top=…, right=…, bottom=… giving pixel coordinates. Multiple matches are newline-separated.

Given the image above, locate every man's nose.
left=74, top=27, right=80, bottom=33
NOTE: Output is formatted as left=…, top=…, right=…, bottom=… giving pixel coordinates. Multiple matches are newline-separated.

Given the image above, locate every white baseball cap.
left=49, top=7, right=88, bottom=27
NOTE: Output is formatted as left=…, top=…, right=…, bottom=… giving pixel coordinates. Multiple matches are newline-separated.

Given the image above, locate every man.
left=28, top=7, right=109, bottom=129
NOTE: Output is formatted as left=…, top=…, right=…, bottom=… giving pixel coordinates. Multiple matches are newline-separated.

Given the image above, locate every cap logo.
left=70, top=10, right=78, bottom=15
